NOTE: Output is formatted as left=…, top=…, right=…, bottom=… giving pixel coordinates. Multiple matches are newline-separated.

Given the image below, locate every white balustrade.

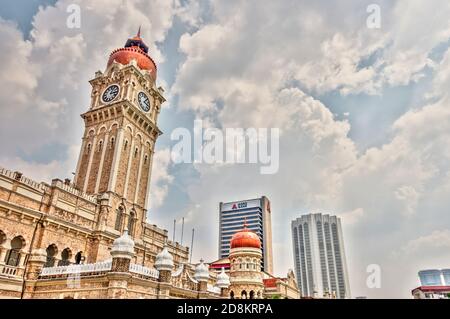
left=129, top=263, right=159, bottom=279
left=0, top=264, right=19, bottom=277
left=40, top=260, right=112, bottom=276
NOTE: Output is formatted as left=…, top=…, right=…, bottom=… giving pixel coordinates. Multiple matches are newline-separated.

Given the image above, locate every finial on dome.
left=137, top=25, right=141, bottom=38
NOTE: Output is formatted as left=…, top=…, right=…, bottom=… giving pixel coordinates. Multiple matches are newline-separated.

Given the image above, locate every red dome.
left=230, top=223, right=261, bottom=249
left=107, top=29, right=157, bottom=79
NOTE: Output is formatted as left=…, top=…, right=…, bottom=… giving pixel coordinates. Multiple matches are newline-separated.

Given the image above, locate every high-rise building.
left=291, top=213, right=351, bottom=299
left=418, top=269, right=450, bottom=286
left=218, top=196, right=273, bottom=273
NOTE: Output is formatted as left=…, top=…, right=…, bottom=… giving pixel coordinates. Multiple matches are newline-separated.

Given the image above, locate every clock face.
left=102, top=84, right=120, bottom=103
left=138, top=92, right=151, bottom=112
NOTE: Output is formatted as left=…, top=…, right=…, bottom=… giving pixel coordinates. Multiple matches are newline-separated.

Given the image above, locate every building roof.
left=107, top=28, right=157, bottom=78
left=230, top=221, right=261, bottom=249
left=412, top=286, right=450, bottom=293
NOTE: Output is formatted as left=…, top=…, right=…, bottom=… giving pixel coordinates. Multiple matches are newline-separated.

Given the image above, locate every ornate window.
left=6, top=236, right=24, bottom=266
left=115, top=206, right=124, bottom=231
left=128, top=210, right=137, bottom=236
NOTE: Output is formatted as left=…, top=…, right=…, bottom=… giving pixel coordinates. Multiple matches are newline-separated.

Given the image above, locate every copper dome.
left=230, top=222, right=261, bottom=249
left=107, top=28, right=157, bottom=79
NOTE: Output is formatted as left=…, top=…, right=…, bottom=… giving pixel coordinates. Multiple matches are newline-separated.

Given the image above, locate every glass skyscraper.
left=291, top=213, right=351, bottom=299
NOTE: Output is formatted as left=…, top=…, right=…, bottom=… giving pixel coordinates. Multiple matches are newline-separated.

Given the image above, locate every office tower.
left=219, top=196, right=273, bottom=273
left=291, top=213, right=351, bottom=299
left=418, top=269, right=450, bottom=286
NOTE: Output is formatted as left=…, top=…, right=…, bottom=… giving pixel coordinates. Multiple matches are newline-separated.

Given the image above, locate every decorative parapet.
left=0, top=167, right=47, bottom=192
left=129, top=263, right=159, bottom=279
left=51, top=179, right=97, bottom=204
left=0, top=167, right=15, bottom=179
left=40, top=260, right=112, bottom=277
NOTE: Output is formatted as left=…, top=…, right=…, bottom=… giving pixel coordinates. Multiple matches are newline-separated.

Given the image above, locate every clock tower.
left=73, top=29, right=165, bottom=238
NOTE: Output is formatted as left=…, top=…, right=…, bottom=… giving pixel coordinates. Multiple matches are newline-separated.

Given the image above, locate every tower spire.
left=137, top=25, right=141, bottom=38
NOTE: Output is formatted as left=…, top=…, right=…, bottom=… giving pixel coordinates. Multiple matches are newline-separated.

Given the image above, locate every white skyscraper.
left=291, top=213, right=351, bottom=299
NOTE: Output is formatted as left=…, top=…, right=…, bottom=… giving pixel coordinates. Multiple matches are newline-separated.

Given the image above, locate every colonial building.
left=0, top=30, right=190, bottom=298
left=0, top=29, right=299, bottom=299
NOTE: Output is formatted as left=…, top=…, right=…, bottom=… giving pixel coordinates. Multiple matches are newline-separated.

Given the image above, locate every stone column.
left=107, top=230, right=134, bottom=298
left=221, top=287, right=230, bottom=298
left=22, top=249, right=47, bottom=299
left=106, top=272, right=132, bottom=299
left=158, top=269, right=172, bottom=283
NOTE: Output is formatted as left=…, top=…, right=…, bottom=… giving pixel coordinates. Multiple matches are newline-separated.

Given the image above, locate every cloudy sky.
left=1, top=0, right=450, bottom=298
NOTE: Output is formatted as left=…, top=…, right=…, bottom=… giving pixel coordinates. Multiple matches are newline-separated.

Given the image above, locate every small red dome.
left=107, top=29, right=157, bottom=79
left=230, top=223, right=261, bottom=249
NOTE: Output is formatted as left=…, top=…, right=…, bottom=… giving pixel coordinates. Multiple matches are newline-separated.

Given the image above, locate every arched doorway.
left=45, top=244, right=58, bottom=267
left=58, top=248, right=72, bottom=266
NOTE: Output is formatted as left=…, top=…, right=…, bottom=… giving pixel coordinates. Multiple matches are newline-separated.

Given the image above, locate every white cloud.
left=170, top=0, right=450, bottom=298
left=402, top=230, right=450, bottom=255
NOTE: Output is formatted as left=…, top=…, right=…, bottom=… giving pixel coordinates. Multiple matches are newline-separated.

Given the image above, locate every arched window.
left=249, top=290, right=255, bottom=299
left=128, top=210, right=137, bottom=236
left=58, top=248, right=72, bottom=266
left=6, top=236, right=24, bottom=266
left=74, top=252, right=83, bottom=265
left=98, top=140, right=103, bottom=152
left=230, top=291, right=235, bottom=299
left=124, top=140, right=128, bottom=151
left=86, top=143, right=91, bottom=153
left=134, top=147, right=139, bottom=158
left=241, top=290, right=247, bottom=299
left=144, top=154, right=148, bottom=164
left=45, top=244, right=58, bottom=267
left=115, top=207, right=124, bottom=231
left=110, top=137, right=115, bottom=149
